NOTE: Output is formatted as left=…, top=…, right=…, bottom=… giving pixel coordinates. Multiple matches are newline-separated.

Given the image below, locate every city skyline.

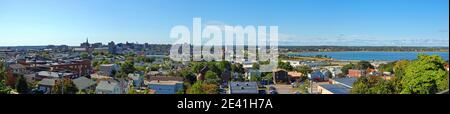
left=0, top=0, right=449, bottom=47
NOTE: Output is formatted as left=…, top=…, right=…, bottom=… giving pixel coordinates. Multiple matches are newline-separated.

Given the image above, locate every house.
left=98, top=64, right=120, bottom=77
left=228, top=82, right=259, bottom=94
left=147, top=80, right=183, bottom=94
left=95, top=80, right=123, bottom=94
left=324, top=66, right=343, bottom=78
left=330, top=77, right=357, bottom=89
left=348, top=69, right=365, bottom=78
left=147, top=76, right=184, bottom=82
left=35, top=71, right=74, bottom=80
left=38, top=78, right=57, bottom=94
left=317, top=84, right=351, bottom=94
left=308, top=71, right=325, bottom=82
left=72, top=77, right=96, bottom=91
left=287, top=71, right=303, bottom=82
left=8, top=64, right=27, bottom=74
left=273, top=69, right=289, bottom=84
left=128, top=73, right=144, bottom=89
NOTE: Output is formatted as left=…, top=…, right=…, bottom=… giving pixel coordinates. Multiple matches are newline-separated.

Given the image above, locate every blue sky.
left=0, top=0, right=448, bottom=46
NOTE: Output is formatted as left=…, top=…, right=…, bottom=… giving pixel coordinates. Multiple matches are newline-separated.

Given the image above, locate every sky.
left=0, top=0, right=448, bottom=46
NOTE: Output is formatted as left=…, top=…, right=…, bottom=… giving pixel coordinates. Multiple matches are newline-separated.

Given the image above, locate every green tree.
left=204, top=71, right=220, bottom=84
left=15, top=75, right=29, bottom=94
left=371, top=79, right=395, bottom=94
left=392, top=60, right=409, bottom=92
left=187, top=81, right=218, bottom=94
left=0, top=80, right=12, bottom=94
left=121, top=61, right=136, bottom=74
left=263, top=73, right=273, bottom=84
left=401, top=55, right=447, bottom=94
left=379, top=62, right=395, bottom=73
left=0, top=62, right=6, bottom=80
left=53, top=79, right=79, bottom=94
left=295, top=66, right=313, bottom=76
left=296, top=79, right=310, bottom=94
left=356, top=61, right=374, bottom=70
left=278, top=61, right=293, bottom=71
left=218, top=61, right=231, bottom=72
left=80, top=52, right=89, bottom=59
left=342, top=63, right=355, bottom=75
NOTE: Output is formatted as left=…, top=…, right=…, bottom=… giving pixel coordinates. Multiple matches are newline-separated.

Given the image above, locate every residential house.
left=228, top=82, right=259, bottom=94
left=98, top=64, right=120, bottom=77
left=330, top=77, right=357, bottom=89
left=8, top=63, right=27, bottom=74
left=324, top=66, right=343, bottom=78
left=147, top=80, right=183, bottom=94
left=37, top=78, right=57, bottom=94
left=317, top=84, right=351, bottom=94
left=348, top=69, right=365, bottom=78
left=35, top=71, right=74, bottom=80
left=287, top=71, right=303, bottom=82
left=273, top=69, right=289, bottom=84
left=72, top=77, right=96, bottom=91
left=308, top=70, right=325, bottom=82
left=95, top=80, right=123, bottom=94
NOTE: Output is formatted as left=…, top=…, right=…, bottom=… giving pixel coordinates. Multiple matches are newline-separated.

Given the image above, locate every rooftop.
left=72, top=77, right=96, bottom=90
left=38, top=78, right=57, bottom=86
left=147, top=80, right=182, bottom=85
left=332, top=77, right=357, bottom=88
left=319, top=84, right=350, bottom=94
left=229, top=82, right=259, bottom=94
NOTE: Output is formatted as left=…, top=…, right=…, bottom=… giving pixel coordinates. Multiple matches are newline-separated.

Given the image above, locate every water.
left=288, top=51, right=449, bottom=61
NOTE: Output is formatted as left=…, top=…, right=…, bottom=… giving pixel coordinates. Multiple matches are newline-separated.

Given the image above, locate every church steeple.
left=86, top=37, right=89, bottom=44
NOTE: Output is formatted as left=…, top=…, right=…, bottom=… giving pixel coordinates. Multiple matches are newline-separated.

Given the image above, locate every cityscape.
left=0, top=0, right=449, bottom=95
left=1, top=38, right=448, bottom=94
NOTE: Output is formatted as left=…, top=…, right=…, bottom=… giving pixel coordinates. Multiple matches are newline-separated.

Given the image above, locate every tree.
left=80, top=52, right=89, bottom=59
left=207, top=62, right=221, bottom=76
left=278, top=61, right=293, bottom=71
left=356, top=61, right=374, bottom=70
left=186, top=81, right=218, bottom=94
left=401, top=55, right=447, bottom=94
left=52, top=79, right=79, bottom=94
left=0, top=80, right=12, bottom=94
left=179, top=69, right=196, bottom=84
left=379, top=62, right=395, bottom=73
left=263, top=73, right=273, bottom=84
left=296, top=79, right=310, bottom=94
left=295, top=66, right=313, bottom=76
left=187, top=81, right=204, bottom=94
left=351, top=76, right=373, bottom=94
left=218, top=61, right=231, bottom=72
left=204, top=71, right=220, bottom=84
left=121, top=61, right=136, bottom=74
left=342, top=63, right=355, bottom=75
left=0, top=62, right=7, bottom=80
left=15, top=75, right=29, bottom=94
left=392, top=60, right=409, bottom=93
left=371, top=79, right=395, bottom=94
